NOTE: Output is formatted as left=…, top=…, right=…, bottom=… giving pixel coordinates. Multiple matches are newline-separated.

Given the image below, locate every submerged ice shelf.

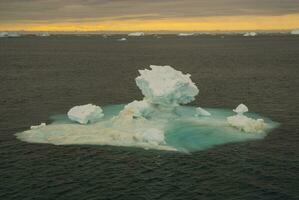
left=16, top=65, right=278, bottom=153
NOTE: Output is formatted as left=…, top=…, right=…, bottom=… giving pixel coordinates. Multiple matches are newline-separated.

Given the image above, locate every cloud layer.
left=1, top=0, right=299, bottom=22
left=1, top=0, right=299, bottom=31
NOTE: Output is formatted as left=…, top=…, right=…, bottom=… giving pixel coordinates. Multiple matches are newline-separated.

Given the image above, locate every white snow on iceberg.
left=67, top=104, right=104, bottom=124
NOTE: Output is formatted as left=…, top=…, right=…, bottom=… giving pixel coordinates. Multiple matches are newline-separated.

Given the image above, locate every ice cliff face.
left=135, top=65, right=199, bottom=107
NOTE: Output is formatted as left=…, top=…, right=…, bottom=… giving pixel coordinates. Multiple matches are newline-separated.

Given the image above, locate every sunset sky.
left=1, top=0, right=299, bottom=32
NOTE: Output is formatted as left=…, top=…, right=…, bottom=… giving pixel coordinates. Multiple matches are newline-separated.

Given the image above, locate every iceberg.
left=227, top=104, right=266, bottom=133
left=178, top=33, right=194, bottom=36
left=135, top=65, right=199, bottom=107
left=0, top=32, right=8, bottom=37
left=16, top=65, right=278, bottom=152
left=117, top=38, right=127, bottom=41
left=67, top=104, right=104, bottom=124
left=0, top=32, right=21, bottom=38
left=291, top=29, right=299, bottom=35
left=243, top=32, right=257, bottom=37
left=128, top=32, right=145, bottom=37
left=36, top=32, right=50, bottom=37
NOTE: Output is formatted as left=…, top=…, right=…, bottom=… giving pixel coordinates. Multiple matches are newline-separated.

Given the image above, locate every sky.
left=0, top=0, right=299, bottom=32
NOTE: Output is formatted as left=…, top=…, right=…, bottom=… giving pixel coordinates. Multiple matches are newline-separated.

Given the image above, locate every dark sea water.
left=0, top=35, right=298, bottom=200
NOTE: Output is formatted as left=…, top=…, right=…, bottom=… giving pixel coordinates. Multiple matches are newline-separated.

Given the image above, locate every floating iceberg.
left=227, top=104, right=266, bottom=133
left=0, top=32, right=8, bottom=37
left=128, top=32, right=145, bottom=37
left=117, top=38, right=127, bottom=41
left=291, top=29, right=299, bottom=35
left=243, top=32, right=257, bottom=37
left=67, top=104, right=104, bottom=124
left=36, top=32, right=50, bottom=37
left=178, top=33, right=194, bottom=36
left=17, top=66, right=278, bottom=152
left=0, top=32, right=21, bottom=38
left=135, top=65, right=199, bottom=107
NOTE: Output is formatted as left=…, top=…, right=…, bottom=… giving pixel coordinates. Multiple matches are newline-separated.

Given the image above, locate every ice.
left=243, top=32, right=257, bottom=37
left=233, top=103, right=248, bottom=114
left=140, top=129, right=165, bottom=145
left=178, top=33, right=194, bottom=36
left=0, top=32, right=8, bottom=37
left=128, top=32, right=145, bottom=37
left=16, top=65, right=278, bottom=152
left=30, top=123, right=46, bottom=130
left=117, top=38, right=127, bottom=41
left=135, top=65, right=199, bottom=107
left=227, top=104, right=267, bottom=133
left=120, top=100, right=154, bottom=119
left=67, top=104, right=104, bottom=124
left=227, top=115, right=266, bottom=133
left=195, top=107, right=211, bottom=117
left=291, top=29, right=299, bottom=35
left=36, top=32, right=50, bottom=37
left=0, top=32, right=21, bottom=37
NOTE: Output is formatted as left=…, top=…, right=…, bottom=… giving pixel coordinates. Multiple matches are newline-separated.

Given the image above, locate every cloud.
left=0, top=0, right=299, bottom=23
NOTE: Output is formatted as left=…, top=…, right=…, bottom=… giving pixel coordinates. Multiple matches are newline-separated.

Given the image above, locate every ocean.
left=0, top=35, right=298, bottom=199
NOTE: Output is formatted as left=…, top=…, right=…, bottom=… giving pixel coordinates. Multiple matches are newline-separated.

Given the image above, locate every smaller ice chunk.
left=0, top=32, right=21, bottom=37
left=195, top=107, right=211, bottom=117
left=0, top=32, right=8, bottom=37
left=30, top=123, right=46, bottom=130
left=227, top=104, right=266, bottom=133
left=291, top=29, right=299, bottom=35
left=243, top=32, right=257, bottom=37
left=233, top=103, right=248, bottom=114
left=178, top=33, right=194, bottom=36
left=36, top=32, right=50, bottom=37
left=128, top=32, right=145, bottom=37
left=117, top=38, right=127, bottom=41
left=67, top=104, right=104, bottom=124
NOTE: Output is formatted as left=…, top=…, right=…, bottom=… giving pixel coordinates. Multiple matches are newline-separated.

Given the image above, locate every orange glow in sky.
left=1, top=14, right=299, bottom=32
